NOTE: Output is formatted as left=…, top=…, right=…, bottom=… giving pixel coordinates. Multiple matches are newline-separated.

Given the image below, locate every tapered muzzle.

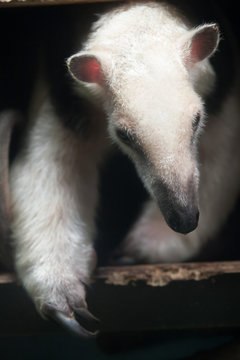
left=164, top=206, right=199, bottom=234
left=154, top=180, right=199, bottom=235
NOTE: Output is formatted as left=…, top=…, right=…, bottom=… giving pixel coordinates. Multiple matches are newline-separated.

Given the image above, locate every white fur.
left=68, top=2, right=240, bottom=261
left=122, top=88, right=240, bottom=263
left=70, top=2, right=216, bottom=204
left=10, top=99, right=106, bottom=312
left=121, top=200, right=199, bottom=263
left=10, top=1, right=240, bottom=317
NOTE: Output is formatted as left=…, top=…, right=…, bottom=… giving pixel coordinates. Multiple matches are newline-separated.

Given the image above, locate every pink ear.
left=68, top=55, right=102, bottom=84
left=190, top=24, right=219, bottom=63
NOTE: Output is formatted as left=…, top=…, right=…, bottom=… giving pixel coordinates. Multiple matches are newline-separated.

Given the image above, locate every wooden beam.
left=1, top=261, right=240, bottom=335
left=2, top=261, right=240, bottom=285
left=94, top=261, right=240, bottom=286
left=0, top=0, right=120, bottom=7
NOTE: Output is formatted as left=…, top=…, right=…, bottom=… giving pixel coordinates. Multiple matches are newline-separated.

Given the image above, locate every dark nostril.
left=196, top=210, right=200, bottom=223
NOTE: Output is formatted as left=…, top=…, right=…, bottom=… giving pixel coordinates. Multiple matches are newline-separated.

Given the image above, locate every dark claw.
left=43, top=306, right=99, bottom=339
left=53, top=310, right=99, bottom=338
left=74, top=307, right=100, bottom=324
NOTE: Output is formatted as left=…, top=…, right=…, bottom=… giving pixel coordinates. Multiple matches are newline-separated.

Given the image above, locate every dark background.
left=0, top=0, right=240, bottom=358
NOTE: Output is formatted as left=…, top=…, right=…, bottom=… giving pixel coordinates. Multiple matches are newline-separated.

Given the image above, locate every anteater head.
left=67, top=4, right=220, bottom=234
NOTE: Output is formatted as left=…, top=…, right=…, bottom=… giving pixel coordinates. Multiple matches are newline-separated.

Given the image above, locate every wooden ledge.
left=0, top=0, right=119, bottom=7
left=1, top=261, right=240, bottom=335
left=2, top=261, right=240, bottom=286
left=94, top=261, right=240, bottom=286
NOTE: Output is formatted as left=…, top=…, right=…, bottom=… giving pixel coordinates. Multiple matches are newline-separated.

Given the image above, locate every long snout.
left=154, top=180, right=199, bottom=234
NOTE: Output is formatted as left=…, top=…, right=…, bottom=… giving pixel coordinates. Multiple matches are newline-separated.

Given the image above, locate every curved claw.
left=74, top=307, right=100, bottom=324
left=53, top=310, right=99, bottom=338
left=43, top=306, right=99, bottom=339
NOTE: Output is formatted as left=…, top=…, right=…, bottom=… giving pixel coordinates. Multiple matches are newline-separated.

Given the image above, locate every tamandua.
left=9, top=1, right=240, bottom=336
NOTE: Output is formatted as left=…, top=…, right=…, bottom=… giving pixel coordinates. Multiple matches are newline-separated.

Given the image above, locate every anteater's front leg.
left=10, top=100, right=103, bottom=337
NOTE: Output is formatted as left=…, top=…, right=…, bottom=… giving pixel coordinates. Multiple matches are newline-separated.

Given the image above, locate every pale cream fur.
left=10, top=1, right=240, bottom=319
left=121, top=89, right=240, bottom=263
left=70, top=2, right=216, bottom=205
left=68, top=2, right=239, bottom=261
left=10, top=99, right=107, bottom=312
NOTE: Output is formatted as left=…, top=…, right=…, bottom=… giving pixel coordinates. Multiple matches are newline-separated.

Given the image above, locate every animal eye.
left=192, top=113, right=201, bottom=131
left=116, top=128, right=133, bottom=146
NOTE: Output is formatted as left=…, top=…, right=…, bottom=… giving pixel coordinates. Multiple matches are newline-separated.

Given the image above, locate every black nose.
left=167, top=208, right=199, bottom=234
left=154, top=179, right=199, bottom=235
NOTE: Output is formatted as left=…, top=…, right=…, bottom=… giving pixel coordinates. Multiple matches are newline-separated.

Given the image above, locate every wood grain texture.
left=1, top=261, right=240, bottom=334
left=2, top=261, right=240, bottom=285
left=95, top=261, right=240, bottom=286
left=0, top=0, right=119, bottom=7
